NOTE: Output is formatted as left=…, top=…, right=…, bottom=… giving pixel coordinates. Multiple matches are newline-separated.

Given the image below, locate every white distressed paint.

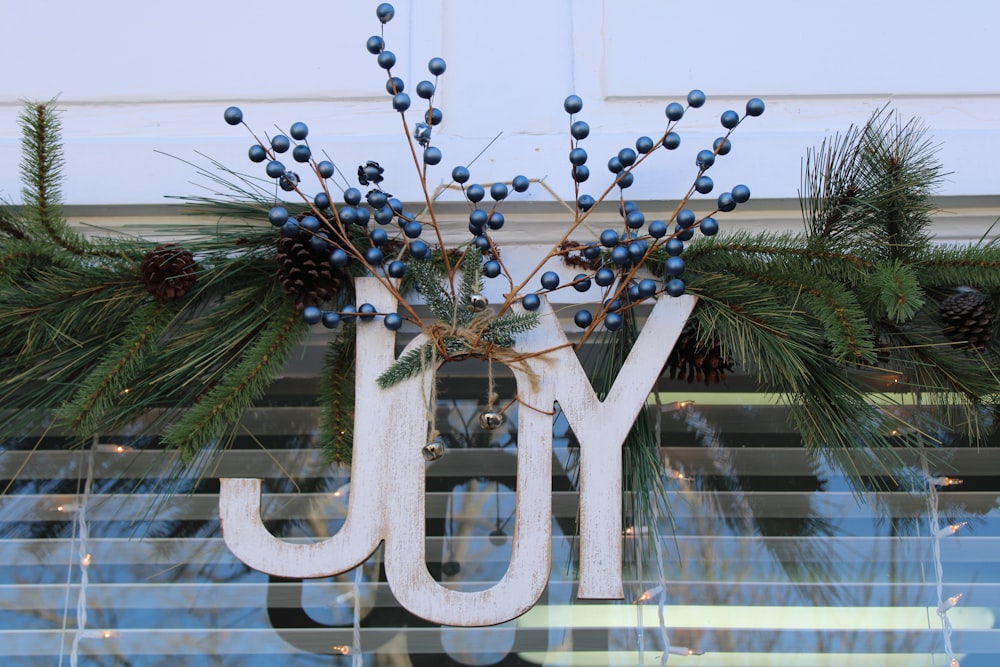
left=220, top=277, right=694, bottom=625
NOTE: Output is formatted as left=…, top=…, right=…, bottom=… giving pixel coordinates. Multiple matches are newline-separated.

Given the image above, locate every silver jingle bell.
left=421, top=439, right=445, bottom=461
left=479, top=411, right=505, bottom=430
left=467, top=293, right=489, bottom=312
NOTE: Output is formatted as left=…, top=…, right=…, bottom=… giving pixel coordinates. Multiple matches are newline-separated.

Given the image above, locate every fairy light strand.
left=926, top=465, right=964, bottom=666
left=69, top=438, right=97, bottom=667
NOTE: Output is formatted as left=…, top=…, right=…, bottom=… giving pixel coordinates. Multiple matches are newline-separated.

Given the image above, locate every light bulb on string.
left=937, top=592, right=963, bottom=616
left=934, top=522, right=967, bottom=538
left=930, top=476, right=963, bottom=488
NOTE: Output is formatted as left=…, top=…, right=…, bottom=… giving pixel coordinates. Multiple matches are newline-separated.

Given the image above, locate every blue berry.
left=223, top=106, right=243, bottom=125
left=571, top=120, right=590, bottom=140
left=388, top=198, right=404, bottom=213
left=512, top=175, right=530, bottom=192
left=366, top=35, right=384, bottom=54
left=344, top=188, right=362, bottom=205
left=281, top=220, right=300, bottom=237
left=410, top=240, right=430, bottom=259
left=578, top=194, right=595, bottom=211
left=428, top=57, right=447, bottom=75
left=582, top=243, right=601, bottom=260
left=607, top=157, right=624, bottom=174
left=452, top=166, right=470, bottom=184
left=268, top=206, right=289, bottom=226
left=564, top=95, right=583, bottom=114
left=648, top=219, right=667, bottom=238
left=484, top=260, right=501, bottom=278
left=574, top=309, right=593, bottom=328
left=618, top=148, right=637, bottom=167
left=473, top=234, right=490, bottom=251
left=617, top=172, right=634, bottom=188
left=610, top=245, right=630, bottom=266
left=289, top=122, right=308, bottom=140
left=626, top=210, right=645, bottom=229
left=309, top=234, right=330, bottom=254
left=636, top=136, right=654, bottom=154
left=700, top=217, right=719, bottom=236
left=600, top=229, right=620, bottom=247
left=627, top=240, right=648, bottom=262
left=364, top=247, right=384, bottom=265
left=732, top=184, right=751, bottom=203
left=469, top=209, right=488, bottom=229
left=314, top=192, right=331, bottom=210
left=696, top=150, right=715, bottom=170
left=416, top=80, right=435, bottom=99
left=573, top=165, right=590, bottom=182
left=540, top=271, right=560, bottom=290
left=300, top=215, right=321, bottom=233
left=663, top=132, right=681, bottom=150
left=695, top=175, right=714, bottom=194
left=322, top=311, right=341, bottom=329
left=248, top=144, right=267, bottom=162
left=425, top=108, right=443, bottom=125
left=676, top=209, right=696, bottom=228
left=424, top=146, right=442, bottom=165
left=522, top=293, right=541, bottom=311
left=370, top=228, right=388, bottom=246
left=317, top=161, right=335, bottom=178
left=359, top=303, right=378, bottom=321
left=338, top=207, right=357, bottom=225
left=621, top=201, right=638, bottom=215
left=490, top=182, right=508, bottom=201
left=595, top=267, right=615, bottom=287
left=675, top=224, right=694, bottom=242
left=604, top=311, right=623, bottom=331
left=354, top=207, right=371, bottom=226
left=665, top=102, right=684, bottom=121
left=340, top=304, right=357, bottom=322
left=569, top=147, right=588, bottom=165
left=377, top=51, right=396, bottom=69
left=302, top=306, right=322, bottom=324
left=466, top=184, right=485, bottom=203
left=330, top=249, right=349, bottom=267
left=717, top=192, right=736, bottom=212
left=573, top=273, right=592, bottom=292
left=366, top=190, right=388, bottom=208
left=488, top=212, right=505, bottom=230
left=745, top=97, right=765, bottom=117
left=665, top=256, right=685, bottom=277
left=404, top=220, right=423, bottom=238
left=371, top=206, right=393, bottom=224
left=271, top=135, right=290, bottom=153
left=392, top=93, right=411, bottom=111
left=293, top=144, right=311, bottom=163
left=638, top=279, right=657, bottom=298
left=265, top=160, right=286, bottom=178
left=687, top=89, right=706, bottom=108
left=666, top=237, right=684, bottom=256
left=713, top=137, right=732, bottom=155
left=387, top=260, right=406, bottom=278
left=386, top=77, right=404, bottom=94
left=383, top=313, right=402, bottom=330
left=376, top=3, right=395, bottom=23
left=665, top=278, right=685, bottom=297
left=721, top=110, right=740, bottom=129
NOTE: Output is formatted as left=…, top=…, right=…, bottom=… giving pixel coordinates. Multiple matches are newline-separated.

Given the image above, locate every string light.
left=332, top=645, right=351, bottom=655
left=94, top=443, right=133, bottom=453
left=930, top=476, right=963, bottom=488
left=667, top=647, right=704, bottom=656
left=937, top=593, right=964, bottom=617
left=934, top=522, right=967, bottom=538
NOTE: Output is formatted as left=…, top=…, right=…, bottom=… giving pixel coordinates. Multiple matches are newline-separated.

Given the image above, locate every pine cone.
left=277, top=235, right=348, bottom=310
left=664, top=325, right=734, bottom=385
left=140, top=245, right=196, bottom=301
left=940, top=288, right=996, bottom=350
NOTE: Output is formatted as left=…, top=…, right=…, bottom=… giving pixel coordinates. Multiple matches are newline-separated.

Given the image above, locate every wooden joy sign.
left=220, top=277, right=694, bottom=627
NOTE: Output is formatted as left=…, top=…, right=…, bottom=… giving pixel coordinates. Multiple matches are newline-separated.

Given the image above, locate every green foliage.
left=376, top=253, right=540, bottom=388
left=319, top=335, right=356, bottom=465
